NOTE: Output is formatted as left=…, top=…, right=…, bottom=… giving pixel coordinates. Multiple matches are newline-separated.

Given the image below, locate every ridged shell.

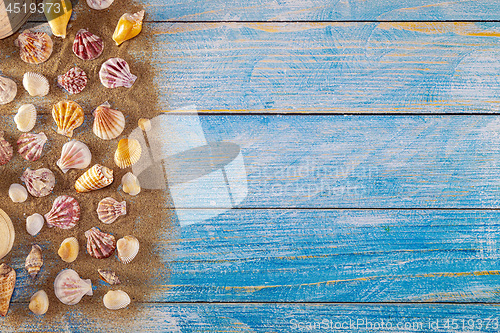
left=112, top=10, right=144, bottom=46
left=114, top=139, right=142, bottom=169
left=57, top=140, right=92, bottom=173
left=103, top=290, right=130, bottom=310
left=97, top=197, right=126, bottom=224
left=52, top=100, right=84, bottom=137
left=92, top=102, right=125, bottom=140
left=25, top=244, right=43, bottom=278
left=85, top=227, right=116, bottom=259
left=0, top=209, right=15, bottom=261
left=23, top=72, right=49, bottom=97
left=0, top=264, right=15, bottom=316
left=0, top=132, right=13, bottom=166
left=17, top=132, right=47, bottom=162
left=58, top=237, right=79, bottom=263
left=116, top=235, right=139, bottom=264
left=99, top=58, right=137, bottom=88
left=26, top=213, right=44, bottom=236
left=14, top=104, right=37, bottom=132
left=14, top=30, right=53, bottom=64
left=54, top=269, right=92, bottom=305
left=58, top=67, right=87, bottom=94
left=87, top=0, right=114, bottom=10
left=44, top=0, right=72, bottom=39
left=44, top=195, right=80, bottom=229
left=98, top=269, right=120, bottom=285
left=121, top=172, right=141, bottom=196
left=72, top=29, right=104, bottom=60
left=0, top=76, right=17, bottom=105
left=20, top=168, right=55, bottom=198
left=29, top=290, right=49, bottom=315
left=9, top=183, right=27, bottom=203
left=75, top=164, right=113, bottom=193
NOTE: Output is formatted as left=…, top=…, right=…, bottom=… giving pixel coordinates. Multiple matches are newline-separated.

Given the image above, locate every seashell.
left=52, top=100, right=84, bottom=137
left=116, top=235, right=139, bottom=264
left=103, top=290, right=130, bottom=310
left=29, top=290, right=49, bottom=315
left=14, top=30, right=53, bottom=64
left=114, top=139, right=141, bottom=169
left=20, top=168, right=55, bottom=198
left=26, top=213, right=44, bottom=236
left=58, top=67, right=88, bottom=95
left=14, top=104, right=37, bottom=132
left=23, top=72, right=49, bottom=97
left=87, top=0, right=114, bottom=10
left=25, top=244, right=43, bottom=278
left=54, top=269, right=92, bottom=305
left=121, top=172, right=141, bottom=196
left=58, top=237, right=79, bottom=263
left=99, top=58, right=137, bottom=89
left=17, top=132, right=47, bottom=162
left=98, top=269, right=120, bottom=285
left=0, top=131, right=13, bottom=166
left=0, top=76, right=17, bottom=105
left=72, top=29, right=104, bottom=61
left=75, top=164, right=113, bottom=193
left=0, top=209, right=15, bottom=261
left=44, top=0, right=72, bottom=38
left=138, top=118, right=151, bottom=131
left=85, top=227, right=116, bottom=259
left=0, top=264, right=16, bottom=316
left=57, top=140, right=91, bottom=173
left=97, top=197, right=126, bottom=224
left=92, top=102, right=125, bottom=140
left=9, top=183, right=27, bottom=203
left=45, top=195, right=80, bottom=230
left=112, top=10, right=144, bottom=46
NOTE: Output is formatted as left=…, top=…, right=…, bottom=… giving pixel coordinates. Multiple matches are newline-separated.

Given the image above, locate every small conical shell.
left=9, top=184, right=28, bottom=203
left=0, top=209, right=15, bottom=261
left=44, top=0, right=72, bottom=38
left=99, top=58, right=137, bottom=89
left=0, top=264, right=16, bottom=316
left=112, top=10, right=144, bottom=46
left=52, top=100, right=84, bottom=137
left=58, top=237, right=79, bottom=263
left=75, top=164, right=113, bottom=193
left=54, top=269, right=92, bottom=305
left=92, top=102, right=125, bottom=140
left=87, top=0, right=114, bottom=10
left=0, top=132, right=13, bottom=166
left=121, top=172, right=140, bottom=196
left=114, top=139, right=141, bottom=169
left=25, top=244, right=43, bottom=278
left=20, top=168, right=55, bottom=198
left=14, top=104, right=37, bottom=132
left=17, top=132, right=47, bottom=162
left=45, top=195, right=80, bottom=229
left=58, top=67, right=88, bottom=95
left=103, top=290, right=130, bottom=310
left=57, top=140, right=92, bottom=173
left=29, top=290, right=49, bottom=315
left=0, top=76, right=17, bottom=105
left=23, top=72, right=49, bottom=97
left=97, top=197, right=126, bottom=224
left=26, top=213, right=44, bottom=236
left=98, top=269, right=120, bottom=285
left=85, top=227, right=116, bottom=259
left=72, top=29, right=104, bottom=60
left=116, top=235, right=139, bottom=264
left=14, top=30, right=53, bottom=64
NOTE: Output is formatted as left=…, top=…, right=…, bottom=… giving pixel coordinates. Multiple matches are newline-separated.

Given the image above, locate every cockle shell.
left=45, top=195, right=80, bottom=229
left=92, top=102, right=125, bottom=140
left=138, top=118, right=151, bottom=131
left=54, top=269, right=93, bottom=305
left=103, top=290, right=130, bottom=310
left=0, top=76, right=17, bottom=105
left=21, top=168, right=55, bottom=198
left=44, top=0, right=72, bottom=38
left=0, top=209, right=15, bottom=261
left=0, top=132, right=13, bottom=166
left=14, top=104, right=37, bottom=132
left=75, top=164, right=113, bottom=193
left=121, top=172, right=140, bottom=196
left=85, top=227, right=116, bottom=259
left=29, top=290, right=49, bottom=315
left=9, top=183, right=28, bottom=203
left=58, top=67, right=88, bottom=95
left=25, top=244, right=43, bottom=278
left=0, top=264, right=16, bottom=316
left=52, top=100, right=84, bottom=137
left=112, top=10, right=144, bottom=46
left=26, top=213, right=44, bottom=236
left=57, top=140, right=92, bottom=173
left=14, top=30, right=53, bottom=64
left=114, top=139, right=142, bottom=169
left=87, top=0, right=114, bottom=10
left=97, top=197, right=126, bottom=224
left=116, top=235, right=139, bottom=264
left=72, top=29, right=104, bottom=60
left=17, top=132, right=47, bottom=162
left=58, top=237, right=79, bottom=263
left=98, top=269, right=120, bottom=285
left=99, top=58, right=137, bottom=89
left=23, top=72, right=49, bottom=97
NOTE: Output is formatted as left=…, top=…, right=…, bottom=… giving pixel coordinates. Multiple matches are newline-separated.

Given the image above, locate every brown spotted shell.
left=85, top=227, right=116, bottom=259
left=0, top=264, right=16, bottom=316
left=98, top=269, right=120, bottom=285
left=25, top=244, right=43, bottom=278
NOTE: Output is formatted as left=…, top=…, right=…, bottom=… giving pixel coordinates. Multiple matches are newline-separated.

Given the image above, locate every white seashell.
left=121, top=172, right=140, bottom=196
left=116, top=235, right=139, bottom=264
left=9, top=183, right=28, bottom=203
left=17, top=132, right=48, bottom=162
left=29, top=290, right=49, bottom=315
left=21, top=168, right=56, bottom=198
left=57, top=140, right=92, bottom=174
left=138, top=118, right=151, bottom=131
left=14, top=104, right=37, bottom=132
left=26, top=213, right=44, bottom=236
left=54, top=269, right=93, bottom=305
left=86, top=0, right=114, bottom=10
left=97, top=197, right=126, bottom=224
left=103, top=290, right=130, bottom=310
left=58, top=237, right=79, bottom=263
left=99, top=58, right=137, bottom=89
left=0, top=76, right=17, bottom=105
left=23, top=72, right=49, bottom=97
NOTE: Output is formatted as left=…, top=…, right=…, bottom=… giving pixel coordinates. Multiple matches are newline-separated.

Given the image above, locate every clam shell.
left=54, top=269, right=92, bottom=305
left=52, top=100, right=84, bottom=137
left=75, top=164, right=114, bottom=193
left=85, top=227, right=116, bottom=259
left=57, top=140, right=92, bottom=173
left=116, top=235, right=139, bottom=264
left=114, top=139, right=142, bottom=169
left=87, top=0, right=114, bottom=10
left=112, top=10, right=144, bottom=46
left=20, top=168, right=55, bottom=198
left=0, top=131, right=13, bottom=166
left=14, top=30, right=53, bottom=64
left=138, top=118, right=151, bottom=131
left=103, top=290, right=130, bottom=310
left=0, top=209, right=15, bottom=261
left=45, top=195, right=80, bottom=229
left=23, top=72, right=49, bottom=97
left=0, top=76, right=17, bottom=105
left=29, top=290, right=49, bottom=315
left=72, top=29, right=104, bottom=60
left=98, top=269, right=120, bottom=285
left=17, top=132, right=47, bottom=162
left=58, top=67, right=87, bottom=94
left=9, top=183, right=27, bottom=203
left=97, top=197, right=126, bottom=224
left=121, top=172, right=141, bottom=196
left=26, top=213, right=44, bottom=236
left=14, top=104, right=37, bottom=132
left=92, top=102, right=125, bottom=140
left=0, top=264, right=16, bottom=316
left=99, top=58, right=137, bottom=88
left=58, top=237, right=79, bottom=263
left=25, top=244, right=43, bottom=278
left=44, top=0, right=72, bottom=39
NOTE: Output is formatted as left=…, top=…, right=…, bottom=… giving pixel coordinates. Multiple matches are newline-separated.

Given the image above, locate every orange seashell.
left=114, top=139, right=141, bottom=169
left=0, top=264, right=15, bottom=316
left=14, top=30, right=53, bottom=64
left=112, top=10, right=144, bottom=46
left=92, top=102, right=125, bottom=140
left=52, top=100, right=84, bottom=137
left=75, top=164, right=114, bottom=193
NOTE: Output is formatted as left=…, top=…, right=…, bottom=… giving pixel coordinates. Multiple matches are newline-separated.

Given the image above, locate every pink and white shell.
left=20, top=168, right=55, bottom=197
left=72, top=29, right=104, bottom=61
left=17, top=132, right=47, bottom=162
left=57, top=67, right=88, bottom=95
left=0, top=131, right=13, bottom=166
left=99, top=58, right=137, bottom=89
left=84, top=227, right=116, bottom=259
left=97, top=197, right=126, bottom=224
left=45, top=195, right=80, bottom=229
left=54, top=269, right=93, bottom=305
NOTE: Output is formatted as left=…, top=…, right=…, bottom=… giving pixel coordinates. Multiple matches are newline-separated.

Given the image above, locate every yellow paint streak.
left=378, top=22, right=500, bottom=38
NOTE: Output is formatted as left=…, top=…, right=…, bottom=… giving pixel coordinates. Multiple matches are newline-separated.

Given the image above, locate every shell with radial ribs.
left=52, top=100, right=84, bottom=137
left=85, top=227, right=116, bottom=259
left=0, top=264, right=16, bottom=316
left=26, top=213, right=44, bottom=236
left=58, top=237, right=79, bottom=263
left=0, top=132, right=13, bottom=166
left=114, top=139, right=142, bottom=169
left=98, top=269, right=120, bottom=285
left=103, top=290, right=130, bottom=310
left=99, top=58, right=137, bottom=88
left=23, top=72, right=49, bottom=97
left=54, top=269, right=92, bottom=305
left=20, top=168, right=55, bottom=197
left=75, top=164, right=113, bottom=193
left=14, top=30, right=53, bottom=64
left=92, top=102, right=125, bottom=140
left=14, top=104, right=37, bottom=132
left=0, top=209, right=15, bottom=261
left=72, top=29, right=104, bottom=60
left=121, top=172, right=141, bottom=196
left=117, top=235, right=139, bottom=264
left=44, top=195, right=80, bottom=229
left=9, top=184, right=27, bottom=203
left=29, top=290, right=49, bottom=315
left=57, top=140, right=92, bottom=173
left=25, top=244, right=43, bottom=278
left=112, top=10, right=144, bottom=46
left=97, top=197, right=126, bottom=224
left=57, top=67, right=87, bottom=94
left=0, top=76, right=17, bottom=105
left=17, top=132, right=47, bottom=162
left=87, top=0, right=114, bottom=10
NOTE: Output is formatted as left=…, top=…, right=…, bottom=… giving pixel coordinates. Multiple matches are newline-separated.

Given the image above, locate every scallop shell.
left=116, top=235, right=139, bottom=264
left=20, top=168, right=55, bottom=198
left=57, top=140, right=92, bottom=173
left=112, top=10, right=144, bottom=46
left=114, top=139, right=142, bottom=169
left=9, top=183, right=27, bottom=203
left=87, top=0, right=114, bottom=10
left=103, top=290, right=130, bottom=310
left=29, top=290, right=49, bottom=315
left=0, top=132, right=13, bottom=166
left=98, top=269, right=120, bottom=285
left=26, top=213, right=44, bottom=236
left=54, top=269, right=93, bottom=305
left=92, top=102, right=125, bottom=140
left=44, top=0, right=72, bottom=38
left=72, top=29, right=104, bottom=60
left=58, top=67, right=88, bottom=94
left=0, top=264, right=16, bottom=316
left=58, top=237, right=79, bottom=263
left=0, top=209, right=15, bottom=261
left=97, top=197, right=126, bottom=224
left=14, top=30, right=53, bottom=64
left=0, top=76, right=17, bottom=105
left=23, top=72, right=49, bottom=97
left=121, top=172, right=141, bottom=196
left=52, top=100, right=84, bottom=137
left=85, top=227, right=116, bottom=259
left=75, top=164, right=113, bottom=193
left=44, top=195, right=80, bottom=230
left=99, top=58, right=137, bottom=89
left=14, top=104, right=37, bottom=132
left=17, top=132, right=47, bottom=162
left=138, top=118, right=151, bottom=131
left=25, top=244, right=43, bottom=278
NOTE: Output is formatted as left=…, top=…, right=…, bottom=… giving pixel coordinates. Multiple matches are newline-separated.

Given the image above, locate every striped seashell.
left=116, top=235, right=139, bottom=264
left=14, top=30, right=53, bottom=64
left=99, top=58, right=137, bottom=88
left=0, top=131, right=13, bottom=166
left=75, top=164, right=113, bottom=193
left=85, top=227, right=116, bottom=259
left=17, top=132, right=47, bottom=162
left=54, top=269, right=92, bottom=305
left=45, top=195, right=80, bottom=229
left=98, top=269, right=120, bottom=285
left=20, top=168, right=55, bottom=198
left=14, top=104, right=37, bottom=132
left=52, top=100, right=84, bottom=137
left=29, top=290, right=49, bottom=315
left=86, top=0, right=114, bottom=10
left=26, top=213, right=44, bottom=236
left=112, top=10, right=144, bottom=46
left=0, top=76, right=17, bottom=105
left=25, top=244, right=43, bottom=278
left=72, top=29, right=104, bottom=60
left=103, top=290, right=130, bottom=310
left=114, top=139, right=142, bottom=169
left=97, top=197, right=126, bottom=224
left=92, top=102, right=125, bottom=140
left=23, top=72, right=49, bottom=97
left=58, top=67, right=88, bottom=94
left=58, top=237, right=79, bottom=263
left=57, top=140, right=92, bottom=173
left=0, top=264, right=16, bottom=316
